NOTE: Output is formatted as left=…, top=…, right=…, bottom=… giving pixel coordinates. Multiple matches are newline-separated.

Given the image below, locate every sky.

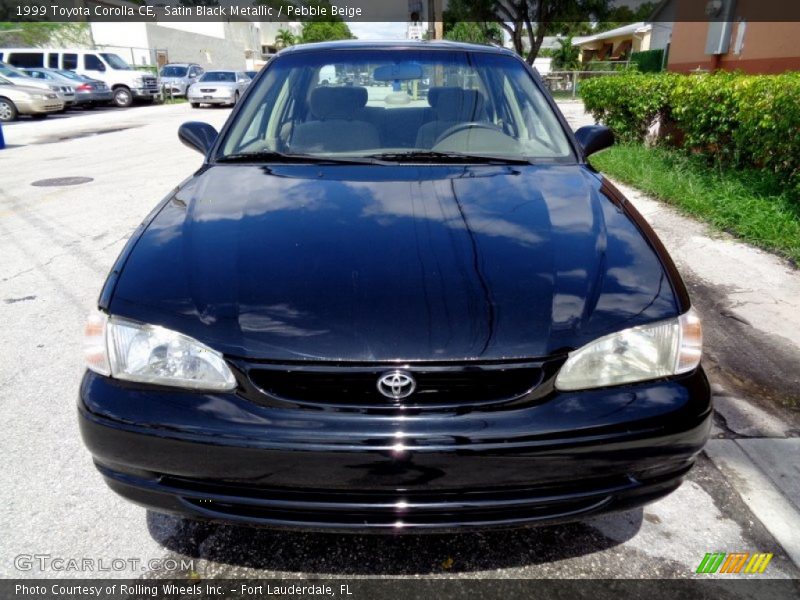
left=349, top=22, right=408, bottom=40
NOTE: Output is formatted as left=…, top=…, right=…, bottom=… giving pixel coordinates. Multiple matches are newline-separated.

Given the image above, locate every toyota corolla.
left=79, top=41, right=711, bottom=532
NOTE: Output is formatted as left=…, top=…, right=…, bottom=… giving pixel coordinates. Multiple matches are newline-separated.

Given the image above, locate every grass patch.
left=157, top=96, right=187, bottom=105
left=590, top=144, right=800, bottom=265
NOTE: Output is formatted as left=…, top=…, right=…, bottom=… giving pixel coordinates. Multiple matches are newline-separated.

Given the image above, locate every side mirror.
left=178, top=121, right=218, bottom=155
left=574, top=125, right=614, bottom=157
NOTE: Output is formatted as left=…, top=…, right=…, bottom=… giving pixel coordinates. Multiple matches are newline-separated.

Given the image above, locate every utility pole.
left=426, top=0, right=443, bottom=40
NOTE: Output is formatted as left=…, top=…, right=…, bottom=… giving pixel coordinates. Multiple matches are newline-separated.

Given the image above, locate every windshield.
left=55, top=69, right=84, bottom=81
left=220, top=49, right=573, bottom=162
left=0, top=63, right=30, bottom=79
left=200, top=71, right=236, bottom=83
left=100, top=53, right=132, bottom=70
left=161, top=66, right=188, bottom=77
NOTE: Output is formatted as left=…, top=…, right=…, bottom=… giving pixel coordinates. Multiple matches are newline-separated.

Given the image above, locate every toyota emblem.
left=377, top=371, right=416, bottom=400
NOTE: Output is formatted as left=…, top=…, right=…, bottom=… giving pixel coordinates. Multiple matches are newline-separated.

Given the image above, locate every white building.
left=90, top=20, right=262, bottom=70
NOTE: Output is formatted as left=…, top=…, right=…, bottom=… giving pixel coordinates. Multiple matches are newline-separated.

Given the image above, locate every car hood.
left=109, top=164, right=678, bottom=361
left=10, top=78, right=51, bottom=90
left=2, top=84, right=55, bottom=98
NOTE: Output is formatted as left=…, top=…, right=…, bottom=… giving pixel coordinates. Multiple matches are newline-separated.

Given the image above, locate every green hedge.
left=580, top=72, right=800, bottom=193
left=580, top=72, right=678, bottom=142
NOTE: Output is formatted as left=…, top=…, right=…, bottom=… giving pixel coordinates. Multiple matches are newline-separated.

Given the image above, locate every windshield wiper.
left=217, top=151, right=377, bottom=165
left=367, top=151, right=532, bottom=165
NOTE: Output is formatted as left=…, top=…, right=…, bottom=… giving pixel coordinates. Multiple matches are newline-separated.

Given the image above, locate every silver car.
left=50, top=69, right=113, bottom=106
left=0, top=61, right=74, bottom=108
left=0, top=76, right=64, bottom=121
left=187, top=70, right=250, bottom=108
left=23, top=68, right=97, bottom=107
left=159, top=63, right=204, bottom=97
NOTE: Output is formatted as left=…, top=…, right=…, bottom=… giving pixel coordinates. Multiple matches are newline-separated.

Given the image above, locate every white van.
left=0, top=48, right=159, bottom=107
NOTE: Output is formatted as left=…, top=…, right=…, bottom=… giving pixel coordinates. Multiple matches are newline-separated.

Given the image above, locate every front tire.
left=0, top=97, right=18, bottom=122
left=232, top=92, right=239, bottom=105
left=190, top=102, right=200, bottom=108
left=113, top=86, right=133, bottom=108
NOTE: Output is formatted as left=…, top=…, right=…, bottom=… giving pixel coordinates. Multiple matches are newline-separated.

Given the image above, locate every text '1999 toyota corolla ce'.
left=79, top=41, right=711, bottom=532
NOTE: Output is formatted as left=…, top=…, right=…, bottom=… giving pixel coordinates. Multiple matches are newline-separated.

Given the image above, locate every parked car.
left=80, top=41, right=710, bottom=532
left=159, top=63, right=204, bottom=97
left=23, top=68, right=95, bottom=108
left=49, top=69, right=113, bottom=107
left=0, top=76, right=63, bottom=121
left=0, top=48, right=159, bottom=107
left=186, top=70, right=250, bottom=107
left=0, top=62, right=74, bottom=108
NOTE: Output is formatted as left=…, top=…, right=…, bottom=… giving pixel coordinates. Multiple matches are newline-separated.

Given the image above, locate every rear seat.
left=290, top=87, right=380, bottom=153
left=362, top=87, right=483, bottom=149
left=291, top=85, right=479, bottom=151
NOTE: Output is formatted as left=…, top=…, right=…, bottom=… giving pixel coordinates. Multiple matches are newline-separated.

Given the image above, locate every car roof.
left=279, top=39, right=515, bottom=56
left=162, top=63, right=199, bottom=67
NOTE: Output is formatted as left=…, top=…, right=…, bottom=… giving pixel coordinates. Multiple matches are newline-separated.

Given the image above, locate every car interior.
left=288, top=85, right=491, bottom=153
left=225, top=57, right=572, bottom=160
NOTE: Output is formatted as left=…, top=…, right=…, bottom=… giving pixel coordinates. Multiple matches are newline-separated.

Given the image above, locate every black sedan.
left=80, top=41, right=710, bottom=532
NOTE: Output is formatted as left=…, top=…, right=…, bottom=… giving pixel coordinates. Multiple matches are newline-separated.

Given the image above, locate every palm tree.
left=275, top=29, right=296, bottom=49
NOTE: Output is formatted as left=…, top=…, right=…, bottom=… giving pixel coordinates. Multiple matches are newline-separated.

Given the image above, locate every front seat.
left=291, top=87, right=380, bottom=153
left=415, top=88, right=487, bottom=149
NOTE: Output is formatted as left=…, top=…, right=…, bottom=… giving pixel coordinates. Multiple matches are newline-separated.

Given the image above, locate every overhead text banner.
left=1, top=0, right=800, bottom=23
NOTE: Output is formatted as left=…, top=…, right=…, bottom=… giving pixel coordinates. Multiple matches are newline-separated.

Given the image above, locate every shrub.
left=580, top=71, right=800, bottom=192
left=580, top=72, right=677, bottom=142
left=733, top=73, right=800, bottom=190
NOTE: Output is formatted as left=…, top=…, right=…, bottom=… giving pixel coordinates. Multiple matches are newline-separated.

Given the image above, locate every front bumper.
left=79, top=369, right=712, bottom=532
left=132, top=86, right=159, bottom=99
left=188, top=92, right=236, bottom=105
left=163, top=82, right=188, bottom=96
left=20, top=97, right=64, bottom=114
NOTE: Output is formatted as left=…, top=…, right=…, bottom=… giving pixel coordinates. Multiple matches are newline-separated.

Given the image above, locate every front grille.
left=248, top=363, right=544, bottom=408
left=199, top=88, right=216, bottom=93
left=142, top=76, right=158, bottom=91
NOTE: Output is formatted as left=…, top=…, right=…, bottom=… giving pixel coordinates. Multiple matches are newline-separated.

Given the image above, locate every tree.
left=551, top=36, right=580, bottom=70
left=299, top=21, right=354, bottom=43
left=444, top=22, right=503, bottom=45
left=0, top=23, right=90, bottom=47
left=594, top=1, right=658, bottom=32
left=445, top=0, right=610, bottom=65
left=275, top=28, right=296, bottom=48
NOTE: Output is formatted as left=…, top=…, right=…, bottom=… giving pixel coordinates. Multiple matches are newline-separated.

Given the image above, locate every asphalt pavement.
left=1, top=101, right=798, bottom=581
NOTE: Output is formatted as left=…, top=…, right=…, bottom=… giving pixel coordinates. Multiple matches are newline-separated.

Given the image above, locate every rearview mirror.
left=373, top=63, right=423, bottom=82
left=574, top=125, right=614, bottom=157
left=178, top=121, right=218, bottom=155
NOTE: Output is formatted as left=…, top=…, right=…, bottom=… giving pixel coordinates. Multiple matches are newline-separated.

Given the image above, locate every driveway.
left=0, top=102, right=798, bottom=581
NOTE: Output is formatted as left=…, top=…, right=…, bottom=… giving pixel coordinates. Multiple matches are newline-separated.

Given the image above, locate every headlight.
left=555, top=308, right=702, bottom=391
left=48, top=84, right=60, bottom=92
left=32, top=94, right=47, bottom=100
left=83, top=310, right=236, bottom=391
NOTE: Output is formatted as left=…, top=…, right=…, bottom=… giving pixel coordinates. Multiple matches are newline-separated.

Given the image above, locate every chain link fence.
left=543, top=69, right=630, bottom=99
